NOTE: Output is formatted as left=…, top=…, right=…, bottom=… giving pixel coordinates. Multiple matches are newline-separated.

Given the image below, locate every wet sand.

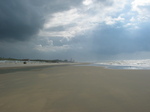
left=0, top=62, right=73, bottom=68
left=0, top=65, right=150, bottom=112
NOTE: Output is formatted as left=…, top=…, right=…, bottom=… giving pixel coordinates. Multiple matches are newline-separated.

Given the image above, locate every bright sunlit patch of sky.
left=39, top=0, right=129, bottom=39
left=82, top=0, right=93, bottom=5
left=39, top=0, right=150, bottom=40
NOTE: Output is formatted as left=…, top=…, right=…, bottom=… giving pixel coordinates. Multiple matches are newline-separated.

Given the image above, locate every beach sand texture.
left=0, top=65, right=150, bottom=112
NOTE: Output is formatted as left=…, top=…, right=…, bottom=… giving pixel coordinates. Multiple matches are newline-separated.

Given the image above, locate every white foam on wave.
left=95, top=59, right=150, bottom=69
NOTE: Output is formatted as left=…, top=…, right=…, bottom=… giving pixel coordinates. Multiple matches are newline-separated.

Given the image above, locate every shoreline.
left=77, top=63, right=150, bottom=70
left=1, top=62, right=150, bottom=71
left=0, top=62, right=83, bottom=68
left=0, top=63, right=88, bottom=74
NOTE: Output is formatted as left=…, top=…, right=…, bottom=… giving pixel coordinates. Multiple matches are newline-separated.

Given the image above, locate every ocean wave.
left=95, top=59, right=150, bottom=69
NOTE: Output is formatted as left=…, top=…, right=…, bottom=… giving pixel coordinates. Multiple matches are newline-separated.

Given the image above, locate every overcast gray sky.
left=0, top=0, right=150, bottom=61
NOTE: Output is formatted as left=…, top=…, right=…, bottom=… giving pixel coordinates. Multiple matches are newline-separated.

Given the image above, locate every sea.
left=90, top=59, right=150, bottom=70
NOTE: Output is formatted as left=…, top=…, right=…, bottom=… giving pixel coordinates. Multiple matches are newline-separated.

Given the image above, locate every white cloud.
left=35, top=44, right=70, bottom=52
left=132, top=0, right=150, bottom=9
left=82, top=0, right=93, bottom=5
left=105, top=17, right=116, bottom=25
left=130, top=17, right=136, bottom=22
left=39, top=0, right=130, bottom=39
left=131, top=0, right=150, bottom=21
left=124, top=23, right=140, bottom=30
left=105, top=16, right=125, bottom=25
left=121, top=0, right=150, bottom=29
left=44, top=8, right=80, bottom=28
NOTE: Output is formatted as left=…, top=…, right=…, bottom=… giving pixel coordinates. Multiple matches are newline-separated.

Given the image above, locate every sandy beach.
left=0, top=64, right=150, bottom=112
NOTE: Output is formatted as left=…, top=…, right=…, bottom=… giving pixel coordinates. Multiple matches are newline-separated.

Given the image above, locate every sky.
left=0, top=0, right=150, bottom=61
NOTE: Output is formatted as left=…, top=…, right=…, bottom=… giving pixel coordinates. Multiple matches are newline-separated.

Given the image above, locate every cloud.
left=83, top=0, right=93, bottom=5
left=38, top=0, right=128, bottom=42
left=0, top=0, right=128, bottom=42
left=132, top=0, right=150, bottom=21
left=35, top=44, right=70, bottom=52
left=104, top=16, right=125, bottom=25
left=0, top=0, right=44, bottom=41
left=1, top=0, right=150, bottom=61
left=90, top=22, right=150, bottom=57
left=0, top=0, right=82, bottom=41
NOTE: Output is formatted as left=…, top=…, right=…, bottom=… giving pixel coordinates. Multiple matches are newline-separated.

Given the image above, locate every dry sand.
left=0, top=64, right=150, bottom=112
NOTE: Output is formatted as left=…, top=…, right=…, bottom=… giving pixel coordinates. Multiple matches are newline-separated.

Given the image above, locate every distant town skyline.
left=1, top=0, right=150, bottom=61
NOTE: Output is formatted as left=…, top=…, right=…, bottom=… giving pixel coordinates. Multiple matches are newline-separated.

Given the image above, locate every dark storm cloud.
left=1, top=0, right=150, bottom=61
left=0, top=0, right=43, bottom=41
left=0, top=0, right=82, bottom=41
left=84, top=23, right=150, bottom=56
left=133, top=22, right=150, bottom=51
left=63, top=22, right=150, bottom=60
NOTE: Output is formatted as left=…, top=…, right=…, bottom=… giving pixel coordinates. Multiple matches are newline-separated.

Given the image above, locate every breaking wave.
left=95, top=59, right=150, bottom=70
